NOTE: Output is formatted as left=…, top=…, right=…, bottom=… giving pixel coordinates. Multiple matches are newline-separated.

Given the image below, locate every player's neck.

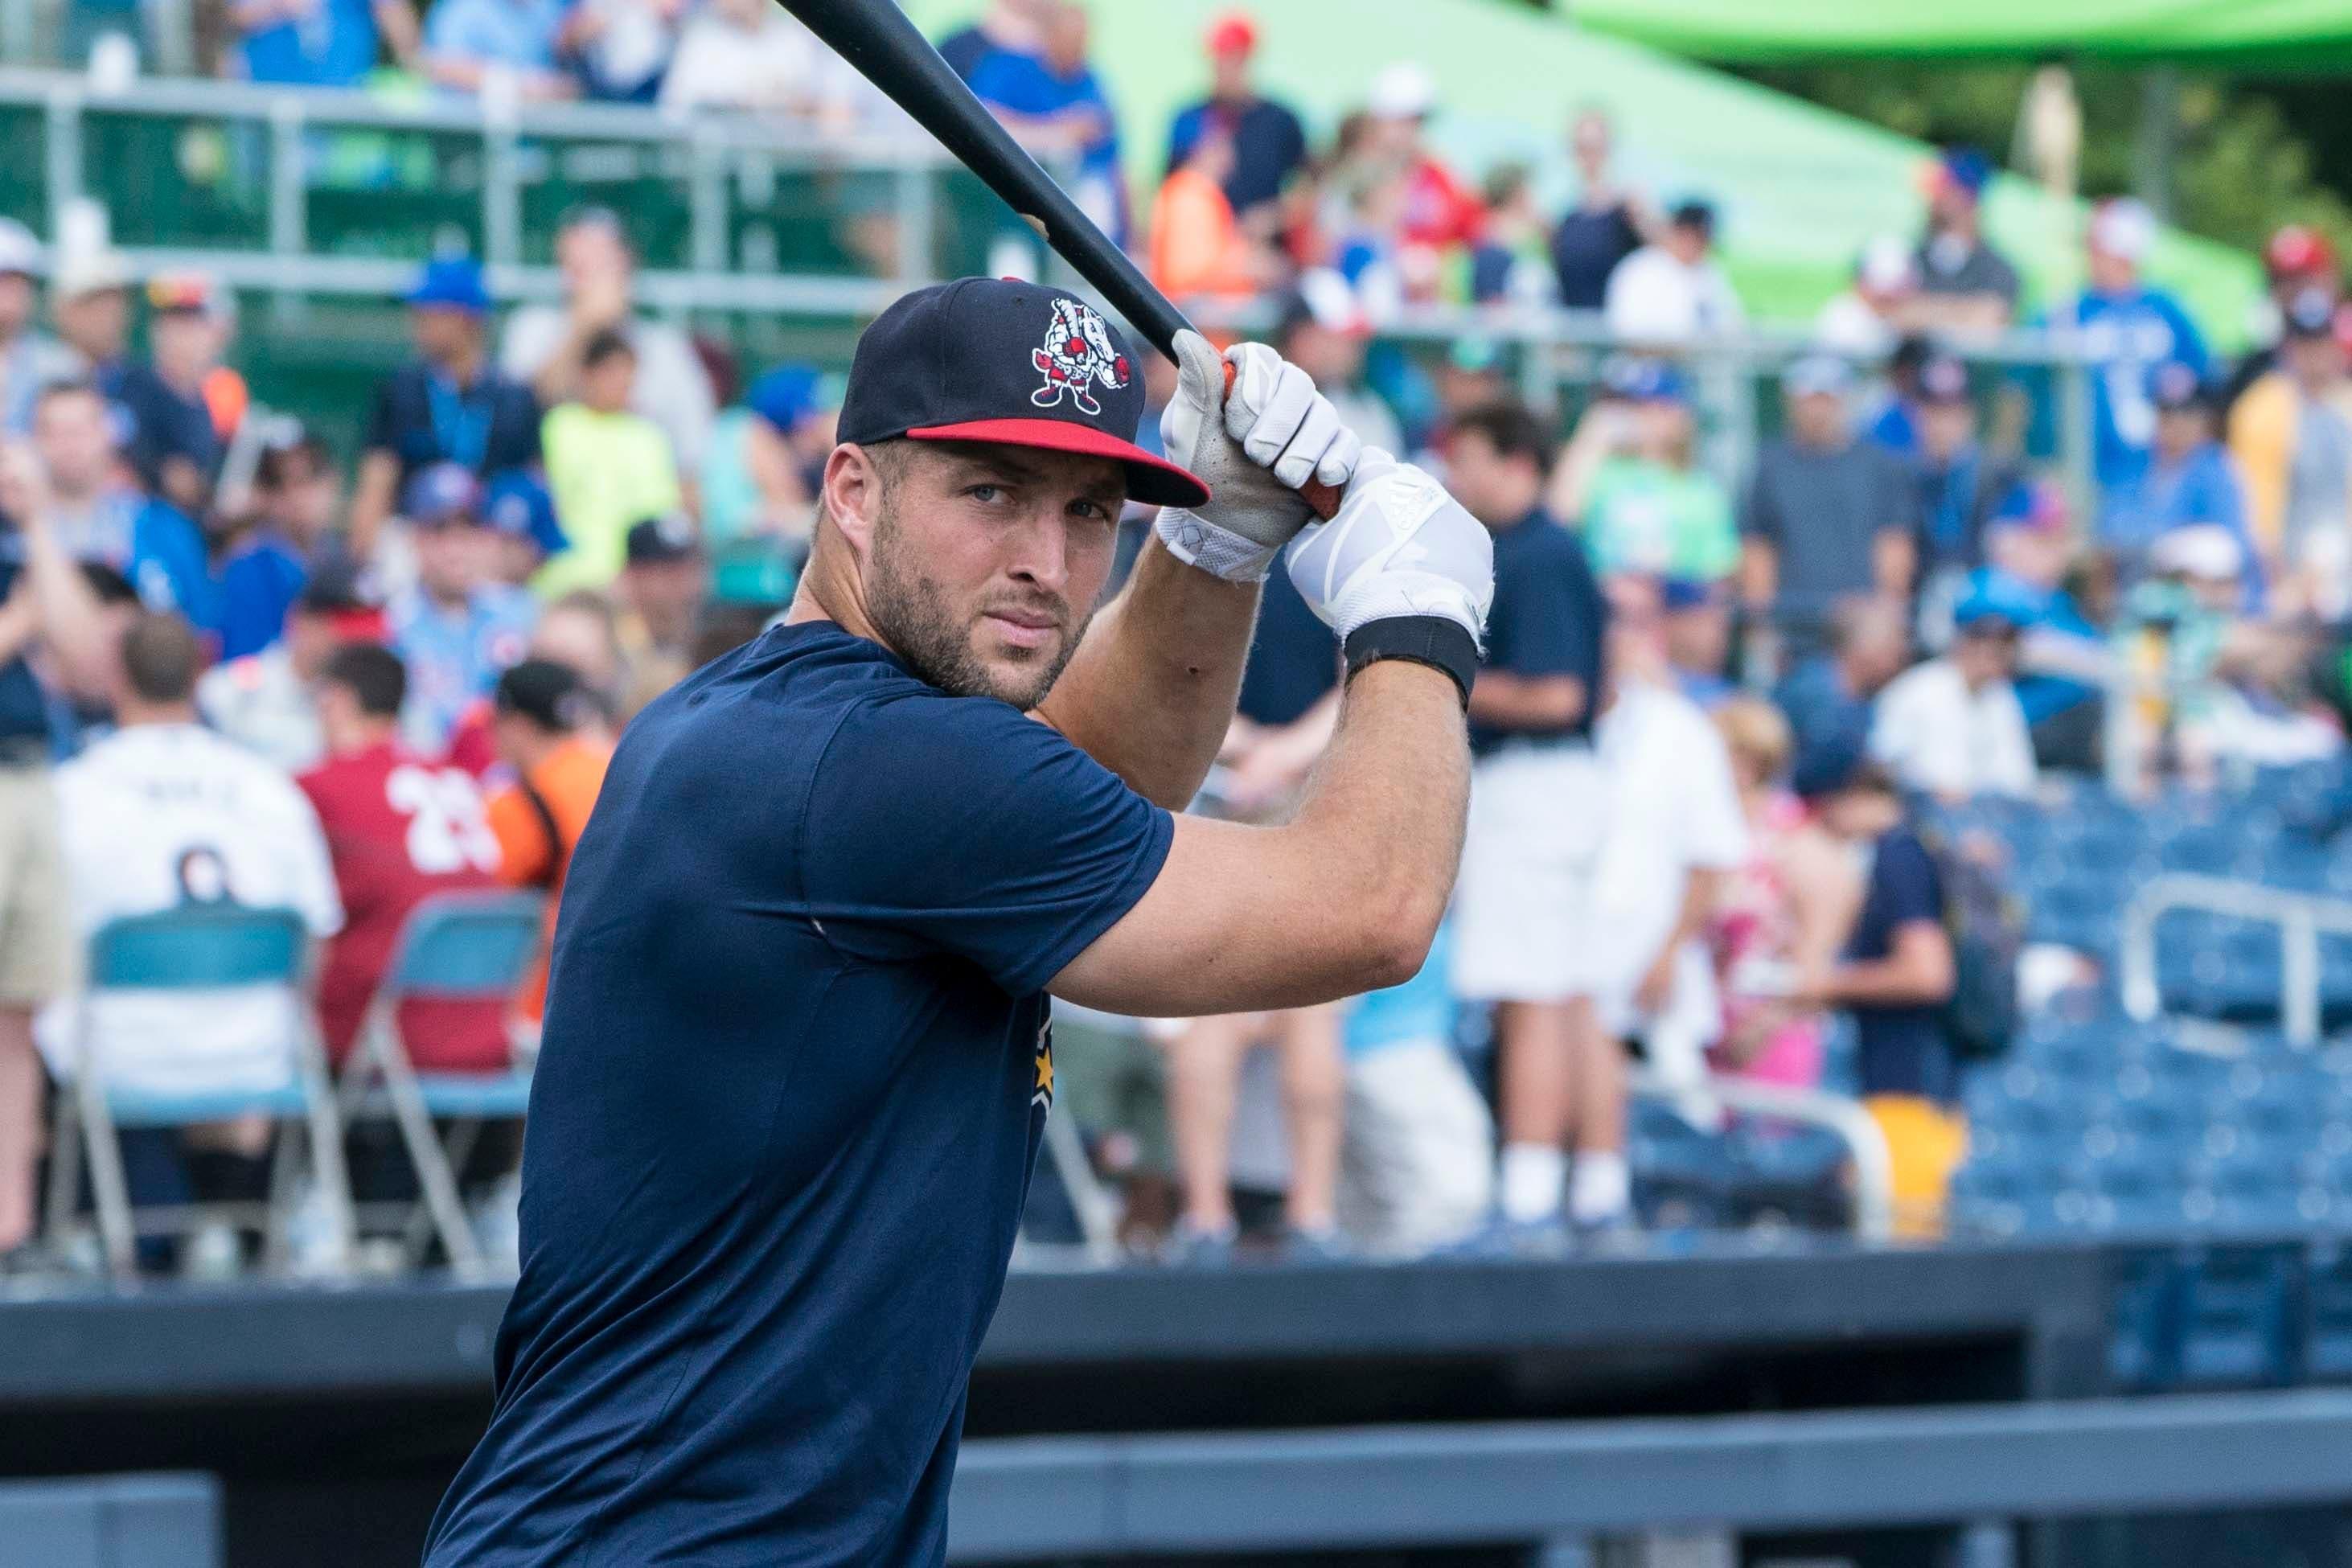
left=783, top=541, right=889, bottom=655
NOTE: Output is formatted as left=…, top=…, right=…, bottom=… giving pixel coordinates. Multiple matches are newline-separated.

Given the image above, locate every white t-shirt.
left=658, top=11, right=822, bottom=114
left=1603, top=246, right=1747, bottom=347
left=1814, top=290, right=1894, bottom=358
left=499, top=307, right=716, bottom=469
left=1589, top=681, right=1750, bottom=1036
left=37, top=723, right=343, bottom=1098
left=1870, top=657, right=2038, bottom=801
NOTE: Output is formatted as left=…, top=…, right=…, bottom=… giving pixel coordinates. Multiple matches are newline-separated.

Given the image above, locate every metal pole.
left=2133, top=67, right=2180, bottom=224
left=42, top=81, right=80, bottom=242
left=482, top=121, right=522, bottom=272
left=894, top=142, right=932, bottom=288
left=267, top=95, right=306, bottom=326
left=2284, top=907, right=2321, bottom=1047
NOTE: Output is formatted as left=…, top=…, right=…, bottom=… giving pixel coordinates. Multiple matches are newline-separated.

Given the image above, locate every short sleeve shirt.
left=1742, top=437, right=1918, bottom=619
left=1847, top=827, right=1953, bottom=1101
left=424, top=621, right=1172, bottom=1568
left=364, top=363, right=544, bottom=491
left=1582, top=457, right=1739, bottom=582
left=1472, top=509, right=1607, bottom=757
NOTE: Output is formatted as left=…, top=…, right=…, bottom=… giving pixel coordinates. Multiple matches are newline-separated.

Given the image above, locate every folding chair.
left=45, top=904, right=354, bottom=1281
left=339, top=891, right=544, bottom=1275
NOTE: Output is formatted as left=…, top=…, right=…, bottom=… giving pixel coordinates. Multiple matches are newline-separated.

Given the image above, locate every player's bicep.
left=1048, top=813, right=1392, bottom=1018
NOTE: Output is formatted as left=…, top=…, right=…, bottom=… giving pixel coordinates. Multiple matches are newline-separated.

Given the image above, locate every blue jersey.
left=424, top=621, right=1172, bottom=1567
left=388, top=585, right=536, bottom=752
left=53, top=488, right=217, bottom=635
left=2059, top=285, right=2208, bottom=491
left=214, top=532, right=308, bottom=661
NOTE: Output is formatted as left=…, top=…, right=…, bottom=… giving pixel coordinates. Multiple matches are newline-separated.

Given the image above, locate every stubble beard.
left=866, top=496, right=1091, bottom=710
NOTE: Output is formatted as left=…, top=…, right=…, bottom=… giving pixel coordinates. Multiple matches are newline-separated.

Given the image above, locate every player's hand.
left=1284, top=449, right=1493, bottom=643
left=1154, top=330, right=1363, bottom=583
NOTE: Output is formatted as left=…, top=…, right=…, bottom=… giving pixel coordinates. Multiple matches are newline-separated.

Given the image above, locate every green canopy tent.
left=905, top=0, right=2263, bottom=342
left=1566, top=0, right=2352, bottom=68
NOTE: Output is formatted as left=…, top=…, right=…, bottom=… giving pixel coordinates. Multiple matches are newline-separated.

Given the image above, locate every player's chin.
left=971, top=627, right=1073, bottom=707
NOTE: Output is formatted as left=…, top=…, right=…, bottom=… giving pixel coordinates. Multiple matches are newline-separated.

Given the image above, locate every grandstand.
left=8, top=2, right=2352, bottom=1566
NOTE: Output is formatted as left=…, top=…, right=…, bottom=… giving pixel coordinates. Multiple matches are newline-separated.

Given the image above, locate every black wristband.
left=1343, top=616, right=1479, bottom=708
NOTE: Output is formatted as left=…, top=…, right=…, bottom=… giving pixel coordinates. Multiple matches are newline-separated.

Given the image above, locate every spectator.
left=298, top=642, right=507, bottom=1069
left=422, top=0, right=574, bottom=100
left=53, top=252, right=218, bottom=518
left=1603, top=198, right=1744, bottom=348
left=1444, top=403, right=1612, bottom=1237
left=0, top=221, right=78, bottom=436
left=1790, top=744, right=1960, bottom=1237
left=1550, top=105, right=1651, bottom=314
left=1589, top=573, right=1749, bottom=1160
left=351, top=258, right=543, bottom=560
left=614, top=516, right=707, bottom=720
left=483, top=469, right=569, bottom=588
left=2230, top=286, right=2352, bottom=617
left=700, top=363, right=829, bottom=604
left=1553, top=359, right=1737, bottom=586
left=1978, top=497, right=2111, bottom=773
left=527, top=590, right=629, bottom=731
left=1336, top=929, right=1493, bottom=1258
left=1147, top=128, right=1284, bottom=302
left=1870, top=581, right=2038, bottom=802
left=1662, top=577, right=1735, bottom=708
left=483, top=659, right=612, bottom=1024
left=228, top=0, right=417, bottom=85
left=1708, top=698, right=1852, bottom=1090
left=1771, top=593, right=1911, bottom=761
left=2227, top=224, right=2341, bottom=405
left=537, top=328, right=681, bottom=597
left=501, top=207, right=716, bottom=473
left=1470, top=164, right=1551, bottom=306
left=1326, top=162, right=1414, bottom=315
left=969, top=3, right=1128, bottom=247
left=2057, top=197, right=2209, bottom=502
left=1164, top=10, right=1307, bottom=232
left=935, top=0, right=1049, bottom=80
left=2104, top=361, right=2258, bottom=592
left=1272, top=270, right=1405, bottom=458
left=199, top=557, right=384, bottom=774
left=1362, top=62, right=1484, bottom=257
left=1862, top=333, right=1935, bottom=460
left=248, top=426, right=346, bottom=566
left=0, top=439, right=114, bottom=1269
left=38, top=613, right=342, bottom=1264
left=25, top=380, right=215, bottom=634
left=1907, top=351, right=2028, bottom=641
left=1740, top=355, right=1919, bottom=656
left=562, top=0, right=681, bottom=103
left=146, top=273, right=246, bottom=501
left=1815, top=236, right=1919, bottom=359
left=387, top=464, right=537, bottom=754
left=658, top=0, right=827, bottom=116
left=1911, top=147, right=2021, bottom=334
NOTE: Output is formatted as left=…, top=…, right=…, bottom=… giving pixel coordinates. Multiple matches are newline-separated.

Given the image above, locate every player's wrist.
left=1343, top=615, right=1478, bottom=708
left=1154, top=507, right=1279, bottom=583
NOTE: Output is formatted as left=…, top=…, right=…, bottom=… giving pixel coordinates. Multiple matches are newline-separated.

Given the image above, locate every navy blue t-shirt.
left=0, top=544, right=47, bottom=746
left=425, top=621, right=1172, bottom=1568
left=1167, top=96, right=1308, bottom=215
left=1847, top=827, right=1953, bottom=1101
left=364, top=362, right=543, bottom=490
left=1237, top=568, right=1337, bottom=727
left=1470, top=509, right=1606, bottom=757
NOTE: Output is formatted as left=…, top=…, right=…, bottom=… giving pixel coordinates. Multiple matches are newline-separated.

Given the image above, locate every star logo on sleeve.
left=1031, top=1022, right=1054, bottom=1112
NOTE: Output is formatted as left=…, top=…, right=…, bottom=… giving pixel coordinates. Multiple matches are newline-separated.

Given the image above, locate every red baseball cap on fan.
left=835, top=277, right=1210, bottom=509
left=1205, top=10, right=1258, bottom=56
left=2265, top=224, right=2338, bottom=282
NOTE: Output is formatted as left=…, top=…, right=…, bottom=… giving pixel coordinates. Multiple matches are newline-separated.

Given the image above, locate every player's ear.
left=821, top=442, right=884, bottom=558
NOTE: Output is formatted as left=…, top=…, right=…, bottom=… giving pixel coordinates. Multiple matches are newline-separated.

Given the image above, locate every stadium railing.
left=2120, top=873, right=2352, bottom=1045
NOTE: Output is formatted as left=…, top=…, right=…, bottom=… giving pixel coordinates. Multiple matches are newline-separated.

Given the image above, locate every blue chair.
left=2176, top=1246, right=2300, bottom=1389
left=44, top=905, right=352, bottom=1279
left=2305, top=1242, right=2352, bottom=1382
left=338, top=892, right=544, bottom=1275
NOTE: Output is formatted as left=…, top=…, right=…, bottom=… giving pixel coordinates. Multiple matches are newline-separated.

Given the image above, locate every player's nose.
left=1004, top=508, right=1073, bottom=594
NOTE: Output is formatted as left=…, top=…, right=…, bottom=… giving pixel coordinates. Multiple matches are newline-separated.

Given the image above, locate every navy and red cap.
left=836, top=277, right=1210, bottom=510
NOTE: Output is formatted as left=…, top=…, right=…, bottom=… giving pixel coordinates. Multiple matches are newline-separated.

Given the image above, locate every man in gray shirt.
left=1741, top=355, right=1920, bottom=657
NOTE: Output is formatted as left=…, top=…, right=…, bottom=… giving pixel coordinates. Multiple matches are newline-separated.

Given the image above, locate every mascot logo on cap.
left=1031, top=297, right=1130, bottom=418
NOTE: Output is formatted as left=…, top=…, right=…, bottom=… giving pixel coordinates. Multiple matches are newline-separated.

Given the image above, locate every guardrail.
left=2119, top=872, right=2352, bottom=1045
left=1630, top=1061, right=1896, bottom=1242
left=947, top=1390, right=2352, bottom=1562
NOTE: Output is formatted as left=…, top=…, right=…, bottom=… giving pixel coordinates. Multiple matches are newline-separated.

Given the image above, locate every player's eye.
left=964, top=483, right=1005, bottom=504
left=1068, top=499, right=1113, bottom=523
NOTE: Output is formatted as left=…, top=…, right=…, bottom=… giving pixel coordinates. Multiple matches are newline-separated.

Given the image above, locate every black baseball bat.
left=774, top=0, right=1343, bottom=519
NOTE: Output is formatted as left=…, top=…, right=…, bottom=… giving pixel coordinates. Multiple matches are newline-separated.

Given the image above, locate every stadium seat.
left=2107, top=1249, right=2181, bottom=1390
left=44, top=905, right=353, bottom=1279
left=2304, top=1242, right=2352, bottom=1383
left=337, top=892, right=544, bottom=1275
left=2175, top=1246, right=2300, bottom=1389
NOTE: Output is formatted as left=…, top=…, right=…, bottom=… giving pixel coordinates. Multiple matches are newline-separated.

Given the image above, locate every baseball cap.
left=2148, top=359, right=2208, bottom=413
left=495, top=658, right=595, bottom=733
left=1660, top=576, right=1722, bottom=613
left=1917, top=352, right=1972, bottom=404
left=2089, top=198, right=2157, bottom=264
left=1205, top=10, right=1257, bottom=56
left=747, top=363, right=824, bottom=436
left=835, top=277, right=1209, bottom=509
left=2151, top=523, right=2246, bottom=581
left=1934, top=146, right=1993, bottom=200
left=1669, top=197, right=1717, bottom=236
left=408, top=256, right=491, bottom=315
left=1602, top=356, right=1689, bottom=405
left=0, top=220, right=39, bottom=279
left=53, top=247, right=132, bottom=301
left=626, top=512, right=701, bottom=564
left=294, top=556, right=388, bottom=638
left=2265, top=224, right=2337, bottom=281
left=1367, top=62, right=1436, bottom=121
left=484, top=470, right=567, bottom=556
left=1952, top=569, right=2036, bottom=635
left=1784, top=354, right=1853, bottom=399
left=2282, top=285, right=2338, bottom=341
left=404, top=462, right=483, bottom=527
left=146, top=270, right=229, bottom=322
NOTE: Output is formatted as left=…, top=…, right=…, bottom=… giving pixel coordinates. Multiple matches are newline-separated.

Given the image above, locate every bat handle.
left=1220, top=360, right=1343, bottom=521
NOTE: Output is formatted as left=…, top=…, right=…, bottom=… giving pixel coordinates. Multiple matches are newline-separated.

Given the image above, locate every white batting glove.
left=1284, top=449, right=1494, bottom=645
left=1155, top=330, right=1365, bottom=583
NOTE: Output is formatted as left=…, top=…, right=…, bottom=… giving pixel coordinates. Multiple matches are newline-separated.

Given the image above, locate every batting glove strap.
left=1344, top=615, right=1480, bottom=709
left=1155, top=507, right=1281, bottom=583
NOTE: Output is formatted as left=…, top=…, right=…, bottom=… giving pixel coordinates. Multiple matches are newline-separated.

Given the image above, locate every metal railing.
left=2120, top=872, right=2352, bottom=1045
left=1630, top=1061, right=1897, bottom=1242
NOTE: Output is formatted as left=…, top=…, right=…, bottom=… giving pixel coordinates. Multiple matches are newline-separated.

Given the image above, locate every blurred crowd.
left=14, top=0, right=2352, bottom=1275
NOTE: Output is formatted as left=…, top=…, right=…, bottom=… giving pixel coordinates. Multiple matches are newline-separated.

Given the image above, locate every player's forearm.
left=1035, top=536, right=1258, bottom=810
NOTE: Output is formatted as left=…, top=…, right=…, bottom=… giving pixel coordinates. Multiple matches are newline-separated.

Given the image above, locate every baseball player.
left=423, top=277, right=1494, bottom=1566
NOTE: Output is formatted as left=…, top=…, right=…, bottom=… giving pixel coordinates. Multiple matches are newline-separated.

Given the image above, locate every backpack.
left=1923, top=826, right=2025, bottom=1061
